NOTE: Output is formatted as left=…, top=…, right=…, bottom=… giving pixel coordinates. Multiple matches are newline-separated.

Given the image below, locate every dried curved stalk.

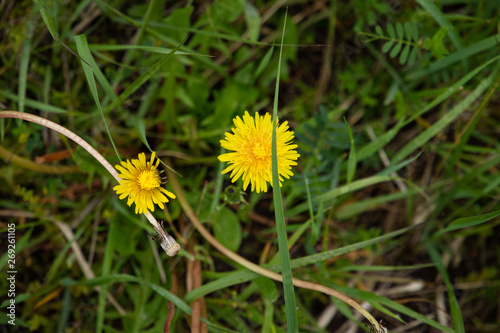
left=0, top=111, right=179, bottom=256
left=165, top=165, right=382, bottom=332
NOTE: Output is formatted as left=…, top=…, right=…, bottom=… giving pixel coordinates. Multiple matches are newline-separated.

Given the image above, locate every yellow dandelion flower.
left=218, top=111, right=300, bottom=193
left=113, top=152, right=176, bottom=214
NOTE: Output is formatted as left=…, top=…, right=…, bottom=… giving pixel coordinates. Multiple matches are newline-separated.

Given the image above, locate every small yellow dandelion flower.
left=113, top=152, right=176, bottom=214
left=218, top=111, right=300, bottom=193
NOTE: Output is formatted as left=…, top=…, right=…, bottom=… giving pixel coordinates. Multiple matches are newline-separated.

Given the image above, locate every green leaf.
left=254, top=277, right=278, bottom=302
left=435, top=209, right=500, bottom=236
left=389, top=42, right=402, bottom=58
left=375, top=25, right=383, bottom=36
left=411, top=23, right=419, bottom=42
left=408, top=46, right=419, bottom=66
left=387, top=24, right=396, bottom=38
left=37, top=2, right=58, bottom=40
left=400, top=44, right=411, bottom=64
left=404, top=22, right=413, bottom=41
left=396, top=22, right=404, bottom=39
left=213, top=207, right=242, bottom=252
left=423, top=27, right=449, bottom=59
left=134, top=118, right=153, bottom=152
left=416, top=0, right=464, bottom=55
left=382, top=41, right=394, bottom=53
left=244, top=2, right=261, bottom=42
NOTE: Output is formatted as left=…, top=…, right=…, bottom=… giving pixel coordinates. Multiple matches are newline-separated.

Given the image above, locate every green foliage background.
left=1, top=0, right=500, bottom=332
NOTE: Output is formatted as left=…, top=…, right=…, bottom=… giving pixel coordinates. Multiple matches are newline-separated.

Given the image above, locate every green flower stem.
left=0, top=110, right=179, bottom=256
left=166, top=165, right=382, bottom=332
left=0, top=144, right=79, bottom=174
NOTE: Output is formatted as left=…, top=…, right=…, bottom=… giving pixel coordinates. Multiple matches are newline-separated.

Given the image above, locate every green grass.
left=1, top=1, right=500, bottom=332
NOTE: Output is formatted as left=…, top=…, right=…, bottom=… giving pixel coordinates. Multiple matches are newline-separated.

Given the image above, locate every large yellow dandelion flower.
left=218, top=111, right=300, bottom=193
left=113, top=152, right=176, bottom=214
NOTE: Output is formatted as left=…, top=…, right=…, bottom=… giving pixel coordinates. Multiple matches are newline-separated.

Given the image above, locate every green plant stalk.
left=0, top=111, right=179, bottom=256
left=0, top=145, right=79, bottom=173
left=272, top=11, right=298, bottom=332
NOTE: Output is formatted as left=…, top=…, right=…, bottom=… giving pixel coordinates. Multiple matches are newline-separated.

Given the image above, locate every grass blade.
left=271, top=10, right=298, bottom=332
left=407, top=34, right=500, bottom=81
left=345, top=119, right=357, bottom=184
left=184, top=224, right=416, bottom=303
left=392, top=69, right=497, bottom=164
left=435, top=209, right=500, bottom=236
left=103, top=42, right=184, bottom=114
left=74, top=34, right=121, bottom=161
left=426, top=241, right=465, bottom=333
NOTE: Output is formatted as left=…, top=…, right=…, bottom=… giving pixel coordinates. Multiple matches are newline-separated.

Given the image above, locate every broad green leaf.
left=213, top=207, right=242, bottom=252
left=254, top=277, right=278, bottom=302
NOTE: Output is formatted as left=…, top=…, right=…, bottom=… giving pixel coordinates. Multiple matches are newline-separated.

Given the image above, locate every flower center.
left=252, top=142, right=269, bottom=159
left=137, top=169, right=161, bottom=190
